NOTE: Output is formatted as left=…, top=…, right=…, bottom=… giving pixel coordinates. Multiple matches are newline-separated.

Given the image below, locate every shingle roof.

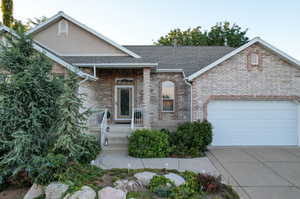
left=63, top=45, right=235, bottom=76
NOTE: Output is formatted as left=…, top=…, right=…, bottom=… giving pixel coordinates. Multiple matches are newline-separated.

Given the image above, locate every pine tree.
left=1, top=0, right=13, bottom=27
left=0, top=28, right=63, bottom=180
left=52, top=73, right=100, bottom=163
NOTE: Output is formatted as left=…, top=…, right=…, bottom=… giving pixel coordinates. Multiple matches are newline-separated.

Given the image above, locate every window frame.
left=161, top=80, right=175, bottom=112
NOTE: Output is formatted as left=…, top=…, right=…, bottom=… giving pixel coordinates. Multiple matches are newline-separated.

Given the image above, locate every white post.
left=297, top=103, right=300, bottom=147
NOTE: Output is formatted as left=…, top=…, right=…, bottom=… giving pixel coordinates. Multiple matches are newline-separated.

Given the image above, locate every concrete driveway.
left=207, top=147, right=300, bottom=199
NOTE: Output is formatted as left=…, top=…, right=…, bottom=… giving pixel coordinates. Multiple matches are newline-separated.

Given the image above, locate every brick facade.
left=192, top=43, right=300, bottom=121
left=78, top=68, right=191, bottom=129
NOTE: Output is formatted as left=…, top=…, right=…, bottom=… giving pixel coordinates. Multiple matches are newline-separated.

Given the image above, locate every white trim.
left=297, top=103, right=300, bottom=147
left=187, top=37, right=300, bottom=81
left=157, top=69, right=183, bottom=72
left=75, top=63, right=158, bottom=67
left=26, top=11, right=141, bottom=58
left=58, top=53, right=128, bottom=57
left=33, top=43, right=97, bottom=81
left=114, top=85, right=134, bottom=120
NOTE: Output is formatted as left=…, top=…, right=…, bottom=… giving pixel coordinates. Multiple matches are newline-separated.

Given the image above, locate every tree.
left=52, top=73, right=100, bottom=163
left=1, top=0, right=13, bottom=27
left=0, top=28, right=63, bottom=184
left=155, top=21, right=249, bottom=47
left=25, top=16, right=48, bottom=29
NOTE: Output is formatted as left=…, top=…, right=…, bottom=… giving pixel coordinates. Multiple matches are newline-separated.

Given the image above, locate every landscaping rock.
left=114, top=179, right=145, bottom=193
left=134, top=171, right=156, bottom=186
left=98, top=187, right=126, bottom=199
left=164, top=173, right=186, bottom=186
left=45, top=182, right=69, bottom=199
left=23, top=183, right=44, bottom=199
left=63, top=186, right=96, bottom=199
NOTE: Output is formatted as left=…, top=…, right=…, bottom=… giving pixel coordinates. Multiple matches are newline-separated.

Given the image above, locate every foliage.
left=181, top=171, right=200, bottom=193
left=197, top=173, right=223, bottom=193
left=25, top=16, right=48, bottom=29
left=51, top=73, right=100, bottom=163
left=28, top=153, right=68, bottom=185
left=57, top=163, right=104, bottom=193
left=155, top=22, right=248, bottom=47
left=1, top=0, right=13, bottom=27
left=149, top=175, right=174, bottom=196
left=169, top=120, right=213, bottom=157
left=0, top=29, right=63, bottom=185
left=128, top=129, right=170, bottom=158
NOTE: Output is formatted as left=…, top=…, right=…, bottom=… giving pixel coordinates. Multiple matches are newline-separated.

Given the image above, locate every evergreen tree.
left=52, top=73, right=100, bottom=163
left=0, top=28, right=63, bottom=181
left=1, top=0, right=13, bottom=27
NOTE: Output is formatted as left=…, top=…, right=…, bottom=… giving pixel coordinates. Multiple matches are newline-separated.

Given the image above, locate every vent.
left=58, top=20, right=68, bottom=35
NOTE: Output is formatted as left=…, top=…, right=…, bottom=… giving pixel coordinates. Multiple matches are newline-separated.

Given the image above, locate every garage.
left=208, top=100, right=298, bottom=146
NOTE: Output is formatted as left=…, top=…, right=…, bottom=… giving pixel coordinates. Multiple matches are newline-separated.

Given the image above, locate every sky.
left=10, top=0, right=300, bottom=60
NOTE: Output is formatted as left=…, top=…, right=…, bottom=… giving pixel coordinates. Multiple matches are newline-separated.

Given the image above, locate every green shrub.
left=128, top=129, right=170, bottom=158
left=149, top=175, right=174, bottom=196
left=169, top=120, right=213, bottom=157
left=28, top=153, right=68, bottom=185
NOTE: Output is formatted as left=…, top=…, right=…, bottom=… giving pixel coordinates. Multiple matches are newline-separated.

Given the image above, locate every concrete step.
left=102, top=143, right=128, bottom=151
left=107, top=136, right=128, bottom=145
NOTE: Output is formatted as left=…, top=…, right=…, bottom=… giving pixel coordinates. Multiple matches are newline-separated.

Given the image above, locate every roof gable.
left=0, top=25, right=96, bottom=81
left=26, top=11, right=141, bottom=58
left=187, top=37, right=300, bottom=81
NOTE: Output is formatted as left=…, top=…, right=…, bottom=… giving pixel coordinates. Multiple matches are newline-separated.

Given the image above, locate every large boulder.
left=63, top=186, right=96, bottom=199
left=98, top=187, right=126, bottom=199
left=23, top=183, right=44, bottom=199
left=134, top=171, right=156, bottom=186
left=45, top=182, right=69, bottom=199
left=164, top=173, right=186, bottom=186
left=114, top=179, right=145, bottom=193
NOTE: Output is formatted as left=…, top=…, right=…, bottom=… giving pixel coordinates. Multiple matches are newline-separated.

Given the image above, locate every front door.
left=115, top=86, right=133, bottom=120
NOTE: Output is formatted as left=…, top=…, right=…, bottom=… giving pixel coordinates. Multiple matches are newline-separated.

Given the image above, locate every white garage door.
left=208, top=101, right=298, bottom=146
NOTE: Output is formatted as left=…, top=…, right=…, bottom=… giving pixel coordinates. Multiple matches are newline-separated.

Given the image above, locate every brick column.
left=143, top=67, right=151, bottom=128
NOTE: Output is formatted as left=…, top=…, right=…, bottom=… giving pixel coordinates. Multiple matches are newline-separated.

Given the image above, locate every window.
left=58, top=20, right=68, bottom=35
left=162, top=81, right=175, bottom=112
left=250, top=53, right=259, bottom=65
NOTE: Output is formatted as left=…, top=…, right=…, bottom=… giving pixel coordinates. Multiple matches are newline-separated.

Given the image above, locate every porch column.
left=143, top=67, right=151, bottom=128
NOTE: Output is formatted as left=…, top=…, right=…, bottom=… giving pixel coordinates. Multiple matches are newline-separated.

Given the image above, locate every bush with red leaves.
left=197, top=173, right=223, bottom=193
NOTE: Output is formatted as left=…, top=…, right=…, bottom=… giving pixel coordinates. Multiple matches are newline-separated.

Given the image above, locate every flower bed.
left=22, top=164, right=239, bottom=199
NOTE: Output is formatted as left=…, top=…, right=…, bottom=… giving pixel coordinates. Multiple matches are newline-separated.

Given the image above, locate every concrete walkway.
left=208, top=147, right=300, bottom=199
left=93, top=151, right=218, bottom=174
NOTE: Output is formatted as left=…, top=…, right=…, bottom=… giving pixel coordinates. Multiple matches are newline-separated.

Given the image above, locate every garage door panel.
left=208, top=101, right=297, bottom=146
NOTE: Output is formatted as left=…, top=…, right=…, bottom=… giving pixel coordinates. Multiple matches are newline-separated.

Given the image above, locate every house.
left=1, top=11, right=300, bottom=147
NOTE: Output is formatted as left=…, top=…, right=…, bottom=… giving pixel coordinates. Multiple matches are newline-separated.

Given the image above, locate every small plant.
left=197, top=173, right=223, bottom=193
left=149, top=175, right=174, bottom=193
left=128, top=129, right=170, bottom=158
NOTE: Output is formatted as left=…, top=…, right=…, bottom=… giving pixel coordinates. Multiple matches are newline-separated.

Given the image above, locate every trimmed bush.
left=169, top=120, right=213, bottom=157
left=128, top=129, right=170, bottom=158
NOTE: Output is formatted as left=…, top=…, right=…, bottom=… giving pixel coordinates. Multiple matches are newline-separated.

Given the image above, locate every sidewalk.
left=93, top=151, right=218, bottom=174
